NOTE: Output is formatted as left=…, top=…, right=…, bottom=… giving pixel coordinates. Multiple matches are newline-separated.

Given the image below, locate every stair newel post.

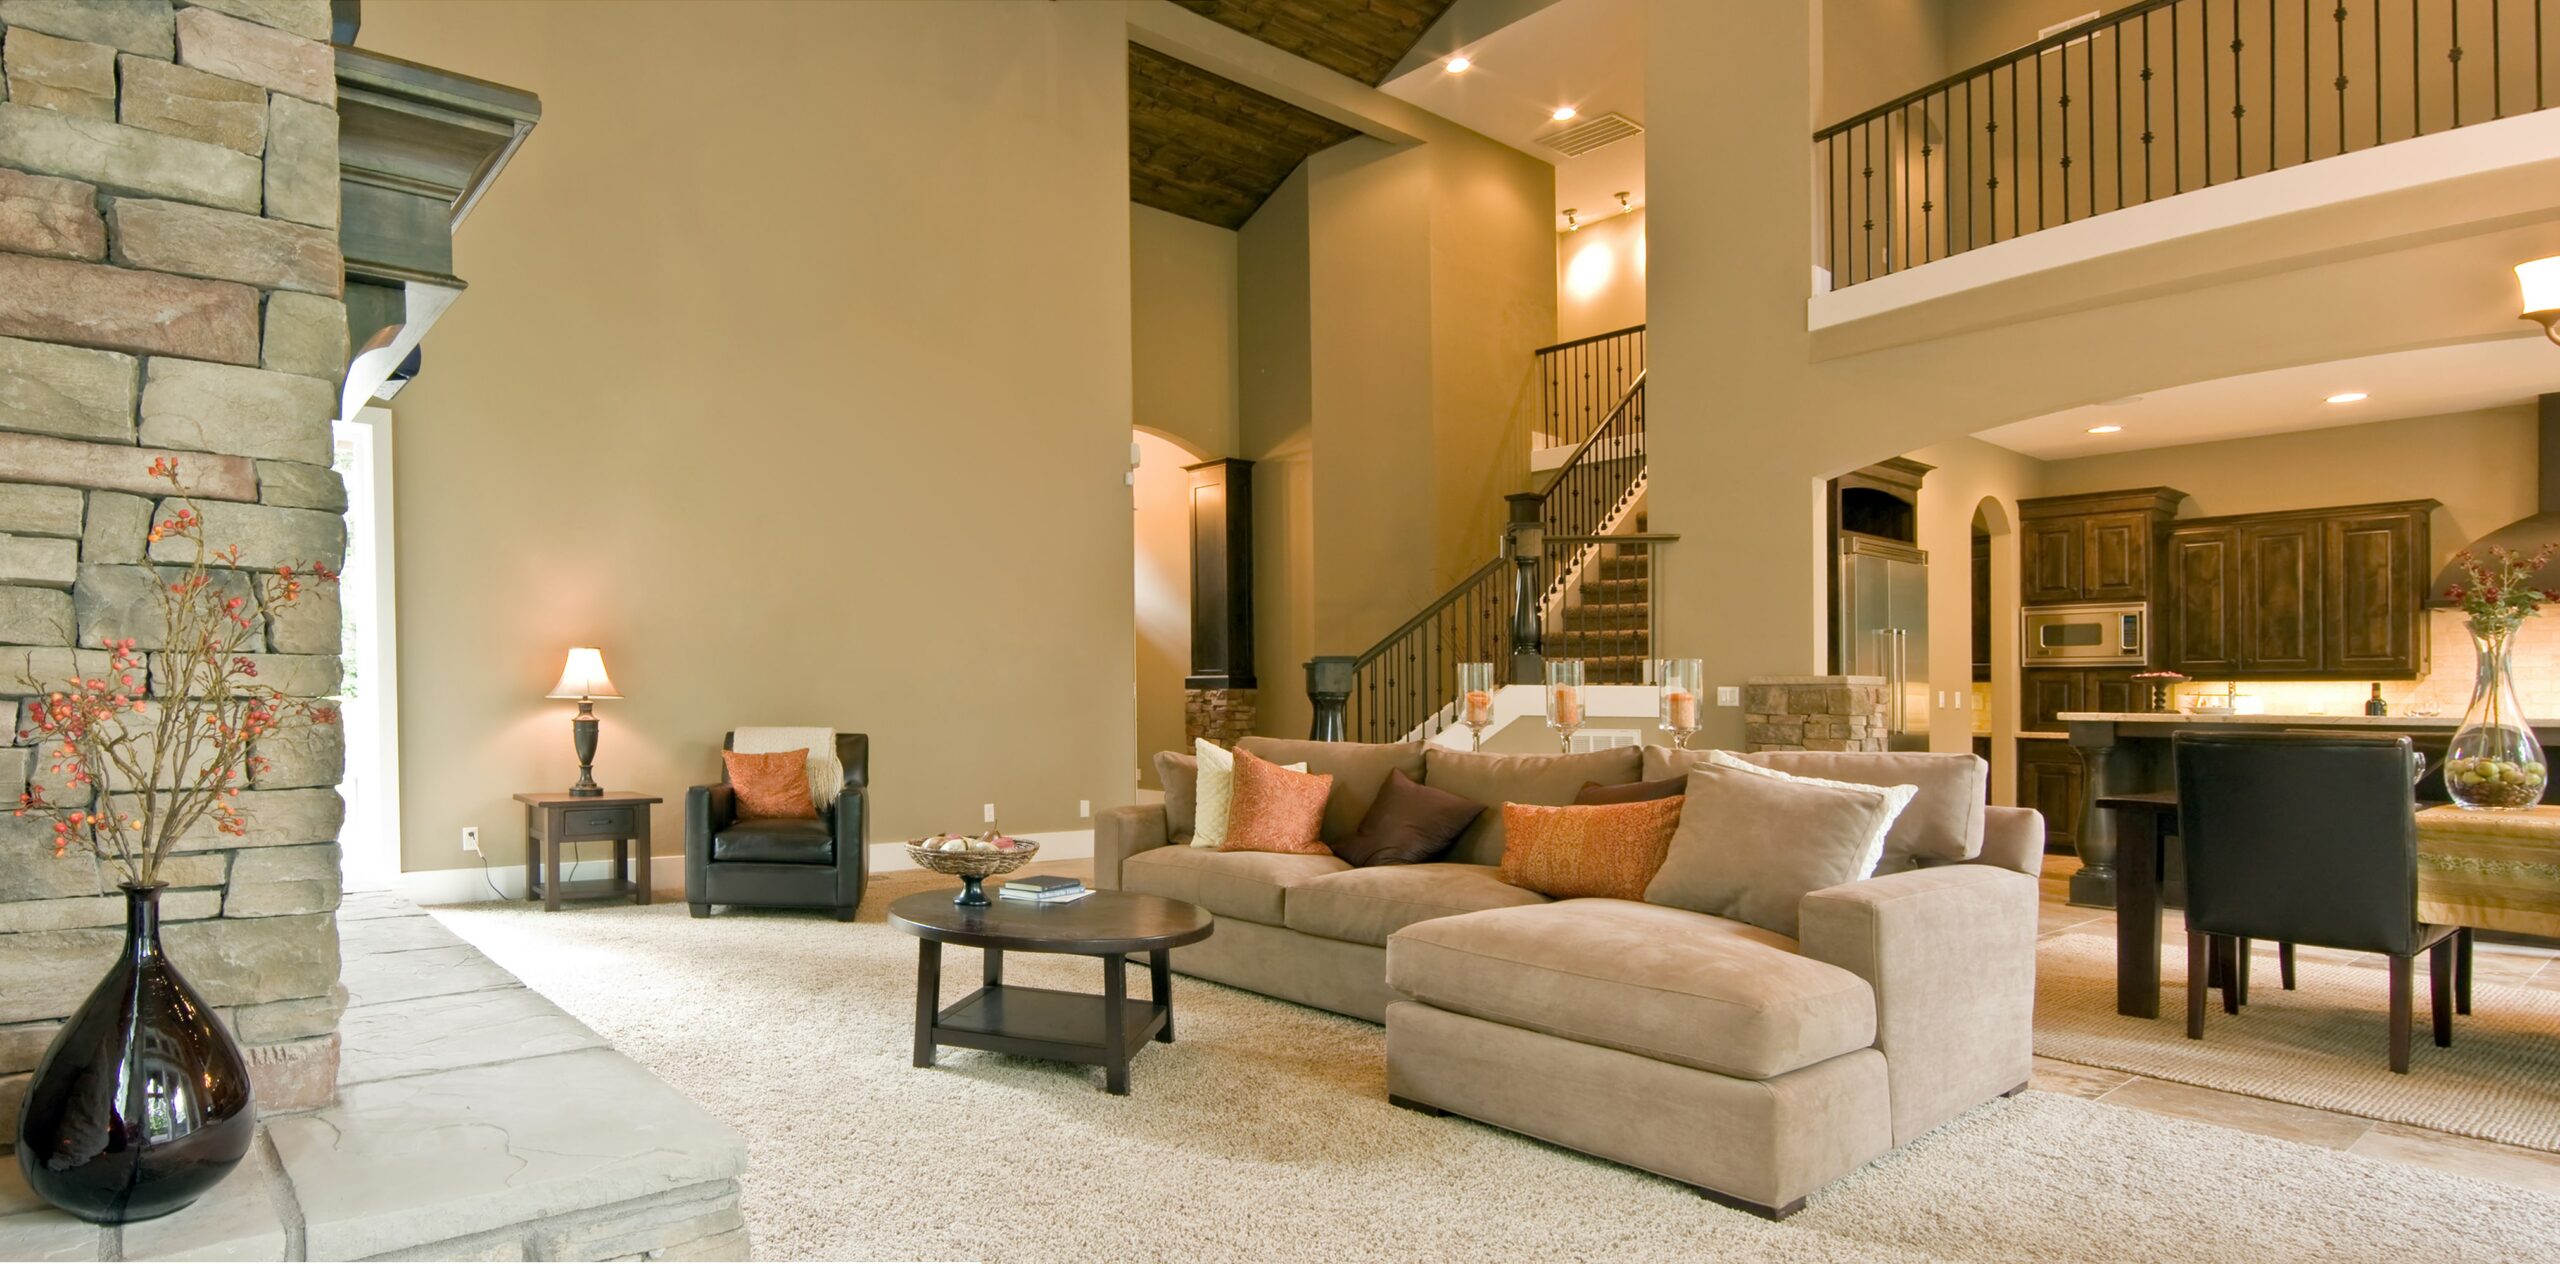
left=1305, top=656, right=1355, bottom=742
left=1505, top=493, right=1546, bottom=686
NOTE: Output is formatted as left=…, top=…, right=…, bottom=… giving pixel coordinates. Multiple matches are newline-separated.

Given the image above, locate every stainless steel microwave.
left=2023, top=602, right=2149, bottom=666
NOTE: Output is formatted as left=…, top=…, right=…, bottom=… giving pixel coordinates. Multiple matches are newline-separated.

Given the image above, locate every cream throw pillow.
left=1190, top=738, right=1304, bottom=849
left=1699, top=749, right=1913, bottom=879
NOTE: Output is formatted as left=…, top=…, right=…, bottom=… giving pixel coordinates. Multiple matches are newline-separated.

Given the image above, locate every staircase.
left=1307, top=325, right=1669, bottom=742
left=1549, top=515, right=1652, bottom=684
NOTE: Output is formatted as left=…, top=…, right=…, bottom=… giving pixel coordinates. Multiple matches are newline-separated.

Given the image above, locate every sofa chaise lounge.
left=1093, top=736, right=2042, bottom=1218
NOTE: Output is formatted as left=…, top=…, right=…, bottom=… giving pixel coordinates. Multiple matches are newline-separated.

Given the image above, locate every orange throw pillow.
left=1219, top=749, right=1334, bottom=855
left=724, top=748, right=817, bottom=820
left=1498, top=799, right=1683, bottom=900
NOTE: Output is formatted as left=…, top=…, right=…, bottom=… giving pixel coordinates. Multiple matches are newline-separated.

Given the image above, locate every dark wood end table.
left=512, top=791, right=662, bottom=911
left=888, top=889, right=1214, bottom=1095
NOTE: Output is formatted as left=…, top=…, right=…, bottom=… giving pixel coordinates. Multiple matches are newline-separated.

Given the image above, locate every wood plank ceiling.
left=1130, top=0, right=1456, bottom=229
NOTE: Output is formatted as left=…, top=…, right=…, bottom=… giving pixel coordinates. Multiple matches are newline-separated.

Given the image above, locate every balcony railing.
left=1816, top=0, right=2558, bottom=288
left=1535, top=324, right=1643, bottom=452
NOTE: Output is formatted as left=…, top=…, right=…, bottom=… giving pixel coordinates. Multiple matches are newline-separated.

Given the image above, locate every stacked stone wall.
left=0, top=0, right=347, bottom=1132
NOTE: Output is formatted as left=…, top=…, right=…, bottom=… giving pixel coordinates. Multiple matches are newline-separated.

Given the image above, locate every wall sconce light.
left=2520, top=256, right=2560, bottom=345
left=1615, top=191, right=1633, bottom=215
left=1562, top=208, right=1579, bottom=232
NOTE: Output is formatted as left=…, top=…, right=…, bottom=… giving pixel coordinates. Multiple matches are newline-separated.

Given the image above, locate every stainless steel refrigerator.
left=1837, top=534, right=1929, bottom=752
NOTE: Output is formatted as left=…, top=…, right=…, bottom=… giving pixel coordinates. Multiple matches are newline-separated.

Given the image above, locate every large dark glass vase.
left=15, top=884, right=255, bottom=1224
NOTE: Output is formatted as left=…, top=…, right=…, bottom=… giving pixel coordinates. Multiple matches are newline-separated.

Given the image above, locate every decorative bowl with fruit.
left=905, top=831, right=1039, bottom=906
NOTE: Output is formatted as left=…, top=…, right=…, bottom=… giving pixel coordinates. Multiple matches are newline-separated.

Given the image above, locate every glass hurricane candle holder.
left=1544, top=660, right=1586, bottom=754
left=1658, top=658, right=1703, bottom=749
left=1457, top=662, right=1497, bottom=752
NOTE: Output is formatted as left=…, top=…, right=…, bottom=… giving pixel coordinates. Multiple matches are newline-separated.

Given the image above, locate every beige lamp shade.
left=546, top=646, right=621, bottom=700
left=2521, top=256, right=2560, bottom=344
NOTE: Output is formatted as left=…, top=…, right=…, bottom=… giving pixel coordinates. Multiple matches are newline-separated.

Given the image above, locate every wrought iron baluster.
left=2143, top=10, right=2157, bottom=201
left=2230, top=0, right=2245, bottom=182
left=2334, top=1, right=2348, bottom=154
left=2036, top=46, right=2047, bottom=228
left=2174, top=2, right=2186, bottom=192
left=2204, top=0, right=2216, bottom=184
left=2060, top=37, right=2073, bottom=222
left=2452, top=0, right=2464, bottom=127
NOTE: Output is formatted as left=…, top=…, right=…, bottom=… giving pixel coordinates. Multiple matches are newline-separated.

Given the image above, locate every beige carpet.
left=425, top=894, right=2560, bottom=1262
left=2037, top=929, right=2560, bottom=1151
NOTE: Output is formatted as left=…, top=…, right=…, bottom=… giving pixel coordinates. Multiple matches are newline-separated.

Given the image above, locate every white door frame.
left=337, top=406, right=402, bottom=884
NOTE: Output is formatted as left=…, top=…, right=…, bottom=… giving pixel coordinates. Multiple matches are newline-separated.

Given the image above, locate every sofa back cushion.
left=1237, top=736, right=1425, bottom=843
left=1424, top=746, right=1644, bottom=867
left=1646, top=747, right=1985, bottom=872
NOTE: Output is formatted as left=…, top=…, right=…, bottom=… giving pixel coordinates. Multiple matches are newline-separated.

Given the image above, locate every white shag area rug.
left=427, top=896, right=2560, bottom=1263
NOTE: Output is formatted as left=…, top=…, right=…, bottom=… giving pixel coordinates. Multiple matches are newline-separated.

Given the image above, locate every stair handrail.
left=1532, top=371, right=1648, bottom=612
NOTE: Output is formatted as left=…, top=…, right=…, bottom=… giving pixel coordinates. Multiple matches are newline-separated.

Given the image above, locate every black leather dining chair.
left=684, top=731, right=867, bottom=921
left=2174, top=731, right=2460, bottom=1073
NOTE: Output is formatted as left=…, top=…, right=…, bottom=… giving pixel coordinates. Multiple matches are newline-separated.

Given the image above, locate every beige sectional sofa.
left=1092, top=736, right=2043, bottom=1219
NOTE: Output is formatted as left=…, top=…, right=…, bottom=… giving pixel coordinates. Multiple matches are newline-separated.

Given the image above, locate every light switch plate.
left=1716, top=686, right=1741, bottom=707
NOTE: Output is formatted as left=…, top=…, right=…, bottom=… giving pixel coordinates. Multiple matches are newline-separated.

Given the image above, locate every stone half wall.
left=1184, top=687, right=1255, bottom=748
left=0, top=0, right=348, bottom=1131
left=1743, top=675, right=1891, bottom=753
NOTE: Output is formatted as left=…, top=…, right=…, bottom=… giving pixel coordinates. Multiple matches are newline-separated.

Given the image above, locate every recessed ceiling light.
left=1552, top=106, right=1578, bottom=122
left=1444, top=55, right=1472, bottom=73
left=2326, top=391, right=2369, bottom=404
left=2086, top=424, right=2123, bottom=434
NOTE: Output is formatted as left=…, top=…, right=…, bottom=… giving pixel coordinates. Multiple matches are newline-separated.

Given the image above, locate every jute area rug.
left=2037, top=928, right=2560, bottom=1151
left=427, top=895, right=2560, bottom=1263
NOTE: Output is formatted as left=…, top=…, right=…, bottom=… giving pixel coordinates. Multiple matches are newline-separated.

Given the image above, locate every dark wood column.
left=1184, top=459, right=1254, bottom=691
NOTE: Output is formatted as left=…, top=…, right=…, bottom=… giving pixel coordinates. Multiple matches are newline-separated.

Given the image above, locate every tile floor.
left=2032, top=855, right=2560, bottom=1196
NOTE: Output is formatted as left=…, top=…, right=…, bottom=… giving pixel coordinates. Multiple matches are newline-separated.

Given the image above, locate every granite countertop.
left=2054, top=711, right=2560, bottom=728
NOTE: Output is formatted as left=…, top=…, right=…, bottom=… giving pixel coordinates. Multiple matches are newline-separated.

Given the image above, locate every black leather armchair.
left=685, top=731, right=867, bottom=921
left=2175, top=732, right=2459, bottom=1073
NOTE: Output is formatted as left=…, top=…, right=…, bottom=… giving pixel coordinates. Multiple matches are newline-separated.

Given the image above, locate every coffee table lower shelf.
left=926, top=984, right=1169, bottom=1067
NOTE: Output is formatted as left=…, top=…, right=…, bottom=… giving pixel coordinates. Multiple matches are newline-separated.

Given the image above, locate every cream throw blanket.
left=732, top=726, right=842, bottom=809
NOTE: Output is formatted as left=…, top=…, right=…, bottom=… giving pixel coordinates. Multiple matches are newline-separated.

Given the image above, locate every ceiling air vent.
left=1537, top=111, right=1643, bottom=158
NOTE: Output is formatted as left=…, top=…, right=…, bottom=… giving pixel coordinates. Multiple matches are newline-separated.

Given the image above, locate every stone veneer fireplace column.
left=1743, top=675, right=1892, bottom=752
left=0, top=0, right=350, bottom=1123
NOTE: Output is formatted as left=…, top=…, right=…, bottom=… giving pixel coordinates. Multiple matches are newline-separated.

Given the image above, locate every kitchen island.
left=2055, top=711, right=2560, bottom=906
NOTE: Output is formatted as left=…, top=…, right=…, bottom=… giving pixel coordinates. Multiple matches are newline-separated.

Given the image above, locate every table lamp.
left=547, top=646, right=621, bottom=796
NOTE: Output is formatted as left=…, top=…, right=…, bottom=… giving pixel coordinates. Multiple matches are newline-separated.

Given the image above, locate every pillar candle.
left=1666, top=689, right=1697, bottom=731
left=1552, top=687, right=1583, bottom=728
left=1464, top=690, right=1494, bottom=726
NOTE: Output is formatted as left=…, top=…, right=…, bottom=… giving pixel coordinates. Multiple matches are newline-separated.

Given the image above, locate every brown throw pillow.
left=1575, top=775, right=1687, bottom=805
left=723, top=748, right=816, bottom=820
left=1220, top=750, right=1334, bottom=855
left=1422, top=746, right=1645, bottom=867
left=1496, top=799, right=1683, bottom=900
left=1644, top=765, right=1909, bottom=938
left=1329, top=770, right=1483, bottom=867
left=1154, top=751, right=1200, bottom=843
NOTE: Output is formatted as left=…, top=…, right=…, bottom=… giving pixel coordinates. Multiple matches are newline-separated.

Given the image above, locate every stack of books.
left=999, top=875, right=1087, bottom=905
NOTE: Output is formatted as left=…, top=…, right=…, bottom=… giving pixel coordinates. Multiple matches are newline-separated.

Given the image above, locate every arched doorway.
left=1133, top=428, right=1207, bottom=789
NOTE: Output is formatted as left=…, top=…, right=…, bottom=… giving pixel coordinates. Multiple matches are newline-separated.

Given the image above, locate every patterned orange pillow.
left=1219, top=749, right=1335, bottom=855
left=1497, top=798, right=1683, bottom=900
left=723, top=748, right=817, bottom=820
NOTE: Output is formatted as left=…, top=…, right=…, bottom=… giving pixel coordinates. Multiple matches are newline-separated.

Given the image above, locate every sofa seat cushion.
left=1122, top=846, right=1349, bottom=925
left=1284, top=863, right=1550, bottom=948
left=1386, top=900, right=1878, bottom=1081
left=712, top=817, right=835, bottom=864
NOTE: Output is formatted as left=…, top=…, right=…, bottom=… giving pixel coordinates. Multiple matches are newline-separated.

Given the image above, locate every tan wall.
left=1557, top=206, right=1647, bottom=342
left=1643, top=0, right=2558, bottom=751
left=1904, top=437, right=2041, bottom=802
left=1941, top=0, right=2092, bottom=71
left=1132, top=431, right=1197, bottom=788
left=1822, top=0, right=1950, bottom=124
left=1239, top=127, right=1552, bottom=739
left=1131, top=204, right=1240, bottom=458
left=2036, top=406, right=2540, bottom=576
left=1239, top=165, right=1317, bottom=741
left=362, top=0, right=1135, bottom=868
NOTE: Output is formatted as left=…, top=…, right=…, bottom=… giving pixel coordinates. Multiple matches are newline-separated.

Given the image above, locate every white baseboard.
left=394, top=830, right=1096, bottom=906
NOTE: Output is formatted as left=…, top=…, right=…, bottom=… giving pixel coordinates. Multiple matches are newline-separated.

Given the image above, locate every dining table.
left=2099, top=795, right=2560, bottom=1018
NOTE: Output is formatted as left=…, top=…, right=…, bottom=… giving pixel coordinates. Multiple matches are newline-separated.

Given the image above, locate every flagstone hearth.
left=0, top=890, right=747, bottom=1261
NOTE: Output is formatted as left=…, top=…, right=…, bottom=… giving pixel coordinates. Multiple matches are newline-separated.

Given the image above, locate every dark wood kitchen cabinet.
left=2018, top=489, right=2187, bottom=608
left=2023, top=667, right=2139, bottom=730
left=2016, top=739, right=2084, bottom=855
left=2160, top=500, right=2434, bottom=680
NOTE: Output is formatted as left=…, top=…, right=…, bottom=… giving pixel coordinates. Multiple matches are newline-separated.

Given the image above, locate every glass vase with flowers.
left=2440, top=544, right=2556, bottom=810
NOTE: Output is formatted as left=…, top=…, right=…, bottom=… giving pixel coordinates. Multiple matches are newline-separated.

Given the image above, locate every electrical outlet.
left=983, top=803, right=996, bottom=824
left=1079, top=799, right=1091, bottom=819
left=461, top=826, right=480, bottom=854
left=1716, top=686, right=1741, bottom=707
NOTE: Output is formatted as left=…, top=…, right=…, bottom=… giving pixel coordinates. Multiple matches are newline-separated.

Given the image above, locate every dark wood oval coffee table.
left=888, top=889, right=1214, bottom=1095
